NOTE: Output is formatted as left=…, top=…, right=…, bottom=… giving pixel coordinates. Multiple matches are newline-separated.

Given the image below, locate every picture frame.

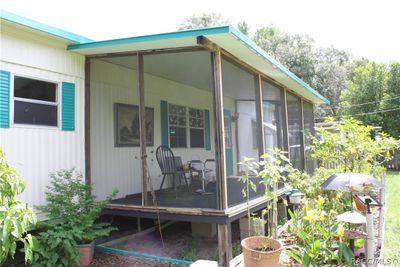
left=114, top=103, right=154, bottom=147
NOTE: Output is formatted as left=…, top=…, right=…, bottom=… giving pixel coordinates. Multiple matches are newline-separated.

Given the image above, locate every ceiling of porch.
left=102, top=51, right=256, bottom=99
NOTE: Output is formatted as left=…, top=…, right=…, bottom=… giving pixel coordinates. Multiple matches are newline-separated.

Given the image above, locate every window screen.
left=189, top=108, right=204, bottom=148
left=287, top=93, right=304, bottom=170
left=14, top=76, right=57, bottom=102
left=14, top=76, right=58, bottom=127
left=169, top=104, right=187, bottom=148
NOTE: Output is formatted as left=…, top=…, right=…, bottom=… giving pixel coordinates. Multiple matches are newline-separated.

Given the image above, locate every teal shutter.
left=0, top=70, right=10, bottom=128
left=204, top=109, right=211, bottom=150
left=61, top=82, right=75, bottom=131
left=160, top=100, right=169, bottom=146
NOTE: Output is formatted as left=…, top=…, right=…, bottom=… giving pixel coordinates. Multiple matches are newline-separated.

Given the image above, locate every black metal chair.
left=156, top=145, right=189, bottom=192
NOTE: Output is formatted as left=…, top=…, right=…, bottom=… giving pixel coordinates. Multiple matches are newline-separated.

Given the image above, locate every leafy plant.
left=181, top=239, right=197, bottom=262
left=32, top=169, right=117, bottom=266
left=286, top=196, right=354, bottom=267
left=0, top=149, right=37, bottom=264
left=239, top=148, right=293, bottom=239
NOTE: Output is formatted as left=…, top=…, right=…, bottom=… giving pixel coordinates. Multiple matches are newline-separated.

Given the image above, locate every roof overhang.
left=0, top=9, right=93, bottom=44
left=0, top=9, right=328, bottom=104
left=68, top=26, right=329, bottom=104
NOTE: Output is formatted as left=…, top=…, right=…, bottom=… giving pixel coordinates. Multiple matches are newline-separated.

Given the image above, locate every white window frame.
left=167, top=103, right=206, bottom=149
left=10, top=73, right=60, bottom=129
left=168, top=103, right=188, bottom=148
left=188, top=107, right=205, bottom=148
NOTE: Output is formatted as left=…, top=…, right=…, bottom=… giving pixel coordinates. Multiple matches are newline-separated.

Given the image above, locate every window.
left=169, top=104, right=187, bottom=147
left=189, top=108, right=204, bottom=148
left=13, top=76, right=58, bottom=126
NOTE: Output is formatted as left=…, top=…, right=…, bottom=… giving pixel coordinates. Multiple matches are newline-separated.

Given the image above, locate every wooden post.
left=137, top=53, right=148, bottom=206
left=255, top=74, right=265, bottom=157
left=218, top=223, right=232, bottom=266
left=211, top=50, right=230, bottom=265
left=84, top=57, right=91, bottom=185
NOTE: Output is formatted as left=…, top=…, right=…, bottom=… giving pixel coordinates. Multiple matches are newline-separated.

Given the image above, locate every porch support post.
left=211, top=49, right=230, bottom=266
left=137, top=53, right=148, bottom=206
left=84, top=57, right=91, bottom=184
left=255, top=74, right=265, bottom=157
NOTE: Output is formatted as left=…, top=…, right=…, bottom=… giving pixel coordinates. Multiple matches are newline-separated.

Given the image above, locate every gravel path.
left=90, top=252, right=187, bottom=267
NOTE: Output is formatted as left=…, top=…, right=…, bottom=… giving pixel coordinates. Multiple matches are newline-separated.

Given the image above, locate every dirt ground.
left=108, top=222, right=228, bottom=261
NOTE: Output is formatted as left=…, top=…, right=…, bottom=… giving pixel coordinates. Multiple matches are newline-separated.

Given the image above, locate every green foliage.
left=239, top=148, right=293, bottom=238
left=32, top=169, right=117, bottom=266
left=309, top=117, right=399, bottom=174
left=0, top=149, right=37, bottom=264
left=178, top=13, right=230, bottom=30
left=286, top=197, right=353, bottom=267
left=341, top=61, right=400, bottom=138
left=181, top=239, right=197, bottom=262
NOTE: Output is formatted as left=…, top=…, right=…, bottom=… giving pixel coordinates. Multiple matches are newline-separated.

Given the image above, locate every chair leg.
left=159, top=174, right=166, bottom=191
left=182, top=173, right=189, bottom=189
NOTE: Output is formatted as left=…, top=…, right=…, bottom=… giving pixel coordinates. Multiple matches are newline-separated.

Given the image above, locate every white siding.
left=91, top=59, right=220, bottom=200
left=0, top=24, right=85, bottom=207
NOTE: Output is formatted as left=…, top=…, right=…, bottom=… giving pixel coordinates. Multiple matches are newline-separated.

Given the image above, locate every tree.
left=253, top=26, right=317, bottom=87
left=237, top=20, right=250, bottom=36
left=380, top=62, right=400, bottom=138
left=178, top=13, right=230, bottom=30
left=313, top=47, right=350, bottom=118
left=340, top=62, right=388, bottom=129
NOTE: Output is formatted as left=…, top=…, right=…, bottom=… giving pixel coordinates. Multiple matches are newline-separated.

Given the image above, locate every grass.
left=384, top=171, right=400, bottom=259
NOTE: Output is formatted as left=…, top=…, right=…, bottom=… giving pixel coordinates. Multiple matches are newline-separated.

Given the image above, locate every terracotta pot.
left=241, top=236, right=283, bottom=267
left=76, top=241, right=94, bottom=267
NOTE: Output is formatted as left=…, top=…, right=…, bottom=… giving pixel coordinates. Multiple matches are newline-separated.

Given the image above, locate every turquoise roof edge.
left=0, top=9, right=93, bottom=43
left=68, top=25, right=329, bottom=104
left=67, top=26, right=231, bottom=50
left=227, top=26, right=330, bottom=104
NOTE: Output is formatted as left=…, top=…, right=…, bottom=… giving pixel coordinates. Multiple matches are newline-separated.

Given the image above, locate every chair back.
left=156, top=145, right=177, bottom=174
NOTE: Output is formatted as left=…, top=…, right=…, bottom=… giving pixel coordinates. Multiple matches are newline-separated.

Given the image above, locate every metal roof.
left=1, top=10, right=329, bottom=104
left=0, top=9, right=93, bottom=43
left=68, top=26, right=329, bottom=104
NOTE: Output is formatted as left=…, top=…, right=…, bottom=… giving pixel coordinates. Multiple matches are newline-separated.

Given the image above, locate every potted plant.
left=239, top=148, right=292, bottom=267
left=32, top=169, right=117, bottom=267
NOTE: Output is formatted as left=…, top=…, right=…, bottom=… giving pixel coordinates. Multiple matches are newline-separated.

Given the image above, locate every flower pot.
left=241, top=236, right=283, bottom=267
left=76, top=241, right=95, bottom=267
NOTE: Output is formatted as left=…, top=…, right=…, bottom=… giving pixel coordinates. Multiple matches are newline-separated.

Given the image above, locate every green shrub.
left=32, top=169, right=117, bottom=266
left=0, top=149, right=37, bottom=264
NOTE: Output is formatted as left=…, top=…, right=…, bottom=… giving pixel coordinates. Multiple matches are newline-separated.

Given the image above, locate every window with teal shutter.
left=0, top=70, right=10, bottom=128
left=61, top=82, right=75, bottom=131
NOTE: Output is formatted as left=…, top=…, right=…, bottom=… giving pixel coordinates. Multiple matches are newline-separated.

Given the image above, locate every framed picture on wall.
left=114, top=103, right=154, bottom=147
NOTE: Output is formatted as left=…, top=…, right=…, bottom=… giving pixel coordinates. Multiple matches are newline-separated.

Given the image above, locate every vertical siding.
left=0, top=25, right=85, bottom=207
left=90, top=59, right=217, bottom=200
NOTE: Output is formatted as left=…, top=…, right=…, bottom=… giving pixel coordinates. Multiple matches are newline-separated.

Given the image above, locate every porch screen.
left=303, top=101, right=315, bottom=173
left=262, top=80, right=285, bottom=154
left=287, top=93, right=304, bottom=170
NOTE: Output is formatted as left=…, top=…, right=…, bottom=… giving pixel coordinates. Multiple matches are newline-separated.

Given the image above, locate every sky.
left=1, top=0, right=399, bottom=63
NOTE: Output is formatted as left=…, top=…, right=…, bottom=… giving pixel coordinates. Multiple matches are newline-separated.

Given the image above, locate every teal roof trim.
left=227, top=26, right=330, bottom=104
left=67, top=26, right=230, bottom=50
left=0, top=10, right=92, bottom=43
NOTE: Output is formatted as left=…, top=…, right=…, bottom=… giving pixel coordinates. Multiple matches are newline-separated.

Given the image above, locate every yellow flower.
left=317, top=195, right=325, bottom=206
left=319, top=211, right=327, bottom=221
left=337, top=224, right=345, bottom=237
left=304, top=209, right=318, bottom=222
left=301, top=197, right=308, bottom=205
